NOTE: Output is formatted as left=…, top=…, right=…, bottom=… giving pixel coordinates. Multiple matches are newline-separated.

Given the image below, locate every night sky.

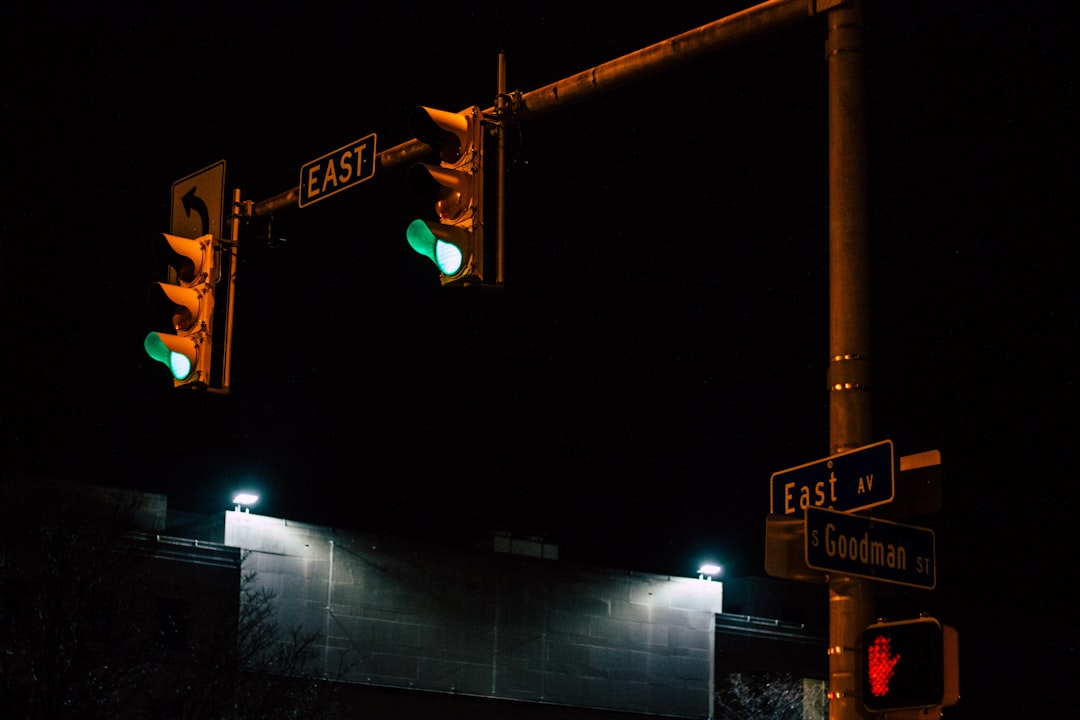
left=4, top=2, right=1076, bottom=718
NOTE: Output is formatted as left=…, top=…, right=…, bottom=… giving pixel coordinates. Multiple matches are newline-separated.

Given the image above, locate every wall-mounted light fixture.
left=697, top=563, right=721, bottom=581
left=232, top=492, right=259, bottom=513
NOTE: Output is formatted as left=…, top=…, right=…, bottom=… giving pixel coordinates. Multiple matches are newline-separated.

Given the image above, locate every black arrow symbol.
left=181, top=185, right=211, bottom=236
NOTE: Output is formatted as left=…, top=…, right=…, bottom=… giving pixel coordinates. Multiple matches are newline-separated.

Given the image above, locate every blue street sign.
left=804, top=507, right=936, bottom=589
left=299, top=133, right=377, bottom=208
left=770, top=439, right=894, bottom=516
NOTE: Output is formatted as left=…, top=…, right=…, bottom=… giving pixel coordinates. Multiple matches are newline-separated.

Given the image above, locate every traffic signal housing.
left=144, top=233, right=216, bottom=388
left=406, top=105, right=485, bottom=286
left=862, top=617, right=959, bottom=713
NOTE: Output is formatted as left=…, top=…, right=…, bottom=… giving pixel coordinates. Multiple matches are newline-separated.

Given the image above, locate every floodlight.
left=698, top=563, right=722, bottom=580
left=232, top=492, right=259, bottom=512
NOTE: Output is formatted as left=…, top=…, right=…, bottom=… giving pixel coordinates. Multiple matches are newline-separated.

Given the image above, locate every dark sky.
left=4, top=2, right=1076, bottom=717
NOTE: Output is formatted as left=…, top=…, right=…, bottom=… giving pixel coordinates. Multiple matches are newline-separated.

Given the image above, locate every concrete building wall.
left=225, top=512, right=723, bottom=718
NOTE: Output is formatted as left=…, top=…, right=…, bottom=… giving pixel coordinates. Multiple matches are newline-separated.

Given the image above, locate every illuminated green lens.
left=143, top=332, right=193, bottom=381
left=168, top=352, right=192, bottom=380
left=435, top=241, right=462, bottom=275
left=407, top=219, right=463, bottom=276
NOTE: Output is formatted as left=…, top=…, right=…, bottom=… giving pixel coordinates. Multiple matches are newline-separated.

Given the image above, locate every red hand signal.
left=866, top=634, right=902, bottom=697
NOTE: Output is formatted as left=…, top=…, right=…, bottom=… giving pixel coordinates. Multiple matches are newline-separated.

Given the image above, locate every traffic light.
left=406, top=105, right=485, bottom=285
left=862, top=617, right=959, bottom=713
left=144, top=233, right=216, bottom=388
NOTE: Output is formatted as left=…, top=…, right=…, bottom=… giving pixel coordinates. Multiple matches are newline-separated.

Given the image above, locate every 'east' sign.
left=299, top=133, right=377, bottom=208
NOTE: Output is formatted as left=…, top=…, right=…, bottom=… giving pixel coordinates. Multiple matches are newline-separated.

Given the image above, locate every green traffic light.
left=144, top=332, right=194, bottom=381
left=170, top=354, right=192, bottom=380
left=406, top=219, right=463, bottom=276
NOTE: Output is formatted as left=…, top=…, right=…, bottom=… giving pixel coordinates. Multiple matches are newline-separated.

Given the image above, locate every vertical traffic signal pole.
left=494, top=52, right=508, bottom=285
left=220, top=187, right=242, bottom=393
left=825, top=2, right=873, bottom=720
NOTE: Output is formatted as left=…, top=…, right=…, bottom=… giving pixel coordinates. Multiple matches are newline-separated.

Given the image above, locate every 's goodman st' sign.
left=804, top=507, right=936, bottom=589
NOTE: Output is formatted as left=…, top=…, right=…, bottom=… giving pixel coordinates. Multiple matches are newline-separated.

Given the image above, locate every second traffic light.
left=144, top=233, right=216, bottom=388
left=406, top=105, right=485, bottom=286
left=863, top=617, right=960, bottom=713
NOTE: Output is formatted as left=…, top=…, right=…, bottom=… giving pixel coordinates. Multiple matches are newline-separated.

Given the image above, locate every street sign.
left=764, top=514, right=828, bottom=584
left=299, top=133, right=377, bottom=208
left=878, top=449, right=942, bottom=520
left=171, top=160, right=226, bottom=239
left=804, top=507, right=936, bottom=589
left=770, top=439, right=894, bottom=516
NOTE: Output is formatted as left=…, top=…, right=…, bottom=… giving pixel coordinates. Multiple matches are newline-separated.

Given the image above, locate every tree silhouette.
left=0, top=477, right=339, bottom=719
left=714, top=672, right=827, bottom=720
